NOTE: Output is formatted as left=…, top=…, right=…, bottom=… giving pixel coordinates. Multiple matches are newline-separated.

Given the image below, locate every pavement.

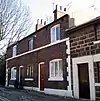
left=0, top=86, right=91, bottom=101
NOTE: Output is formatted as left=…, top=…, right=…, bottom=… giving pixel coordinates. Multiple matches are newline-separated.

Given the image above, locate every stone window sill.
left=10, top=78, right=16, bottom=80
left=95, top=83, right=100, bottom=86
left=93, top=40, right=100, bottom=44
left=24, top=78, right=33, bottom=81
left=48, top=77, right=63, bottom=81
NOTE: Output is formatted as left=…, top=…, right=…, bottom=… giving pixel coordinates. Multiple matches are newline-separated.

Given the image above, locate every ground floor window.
left=49, top=59, right=63, bottom=80
left=26, top=64, right=34, bottom=78
left=11, top=67, right=16, bottom=80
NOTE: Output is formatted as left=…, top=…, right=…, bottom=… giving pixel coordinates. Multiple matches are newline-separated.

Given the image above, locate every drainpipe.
left=5, top=60, right=8, bottom=87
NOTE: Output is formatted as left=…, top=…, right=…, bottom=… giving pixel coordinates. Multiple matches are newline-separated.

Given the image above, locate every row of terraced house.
left=6, top=5, right=100, bottom=100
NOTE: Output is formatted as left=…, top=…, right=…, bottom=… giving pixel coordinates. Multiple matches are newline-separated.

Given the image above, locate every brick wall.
left=70, top=26, right=95, bottom=58
left=70, top=25, right=97, bottom=58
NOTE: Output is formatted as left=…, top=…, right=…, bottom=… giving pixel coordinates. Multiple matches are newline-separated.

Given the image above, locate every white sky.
left=22, top=0, right=100, bottom=33
left=1, top=0, right=100, bottom=54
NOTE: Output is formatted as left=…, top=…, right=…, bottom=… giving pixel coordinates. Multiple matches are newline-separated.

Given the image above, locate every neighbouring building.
left=67, top=16, right=100, bottom=100
left=6, top=5, right=74, bottom=97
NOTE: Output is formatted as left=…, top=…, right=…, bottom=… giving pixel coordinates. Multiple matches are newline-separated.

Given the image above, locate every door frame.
left=38, top=62, right=45, bottom=91
left=72, top=55, right=95, bottom=100
left=19, top=65, right=23, bottom=83
left=78, top=63, right=90, bottom=99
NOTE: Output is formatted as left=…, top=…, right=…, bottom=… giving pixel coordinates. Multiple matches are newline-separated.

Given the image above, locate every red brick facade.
left=8, top=42, right=67, bottom=89
left=6, top=14, right=71, bottom=94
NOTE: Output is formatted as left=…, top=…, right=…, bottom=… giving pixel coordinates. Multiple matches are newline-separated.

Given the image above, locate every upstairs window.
left=28, top=38, right=33, bottom=51
left=49, top=59, right=63, bottom=81
left=26, top=64, right=34, bottom=78
left=12, top=45, right=17, bottom=57
left=51, top=24, right=60, bottom=43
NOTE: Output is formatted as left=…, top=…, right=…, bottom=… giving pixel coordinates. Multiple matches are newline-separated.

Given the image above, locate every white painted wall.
left=44, top=88, right=72, bottom=97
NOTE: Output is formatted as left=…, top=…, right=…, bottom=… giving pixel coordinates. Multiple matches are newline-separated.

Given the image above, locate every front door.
left=40, top=63, right=44, bottom=90
left=78, top=63, right=90, bottom=99
left=19, top=66, right=24, bottom=86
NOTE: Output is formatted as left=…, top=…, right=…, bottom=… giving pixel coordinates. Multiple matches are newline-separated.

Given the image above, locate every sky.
left=21, top=0, right=100, bottom=33
left=0, top=0, right=100, bottom=54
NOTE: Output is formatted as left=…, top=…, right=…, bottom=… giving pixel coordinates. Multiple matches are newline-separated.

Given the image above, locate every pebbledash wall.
left=67, top=17, right=100, bottom=100
left=6, top=12, right=72, bottom=97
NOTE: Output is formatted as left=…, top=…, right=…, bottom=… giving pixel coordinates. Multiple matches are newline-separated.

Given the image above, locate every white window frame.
left=10, top=67, right=16, bottom=80
left=12, top=45, right=17, bottom=57
left=26, top=64, right=34, bottom=79
left=51, top=24, right=60, bottom=43
left=28, top=38, right=33, bottom=51
left=48, top=59, right=63, bottom=81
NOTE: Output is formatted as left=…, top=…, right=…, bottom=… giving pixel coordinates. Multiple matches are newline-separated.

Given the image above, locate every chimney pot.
left=64, top=8, right=66, bottom=11
left=69, top=18, right=75, bottom=28
left=44, top=21, right=46, bottom=25
left=56, top=5, right=58, bottom=10
left=60, top=6, right=62, bottom=10
left=37, top=19, right=39, bottom=24
left=41, top=19, right=43, bottom=24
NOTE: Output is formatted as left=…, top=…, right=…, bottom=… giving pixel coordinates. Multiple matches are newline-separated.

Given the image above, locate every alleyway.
left=0, top=87, right=90, bottom=101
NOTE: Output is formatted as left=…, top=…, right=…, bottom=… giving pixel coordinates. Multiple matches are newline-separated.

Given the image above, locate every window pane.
left=51, top=28, right=55, bottom=42
left=28, top=40, right=30, bottom=50
left=14, top=69, right=16, bottom=79
left=31, top=39, right=33, bottom=50
left=28, top=38, right=33, bottom=51
left=51, top=62, right=54, bottom=77
left=11, top=70, right=13, bottom=78
left=11, top=68, right=16, bottom=79
left=29, top=66, right=31, bottom=77
left=56, top=27, right=60, bottom=40
left=29, top=65, right=33, bottom=77
left=27, top=67, right=29, bottom=77
left=13, top=45, right=17, bottom=56
left=27, top=65, right=34, bottom=78
left=55, top=61, right=58, bottom=76
left=59, top=60, right=63, bottom=77
left=31, top=66, right=34, bottom=77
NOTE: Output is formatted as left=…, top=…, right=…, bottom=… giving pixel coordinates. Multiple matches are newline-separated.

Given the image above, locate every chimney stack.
left=60, top=6, right=62, bottom=10
left=69, top=18, right=75, bottom=28
left=35, top=19, right=46, bottom=31
left=44, top=21, right=46, bottom=25
left=53, top=5, right=67, bottom=20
